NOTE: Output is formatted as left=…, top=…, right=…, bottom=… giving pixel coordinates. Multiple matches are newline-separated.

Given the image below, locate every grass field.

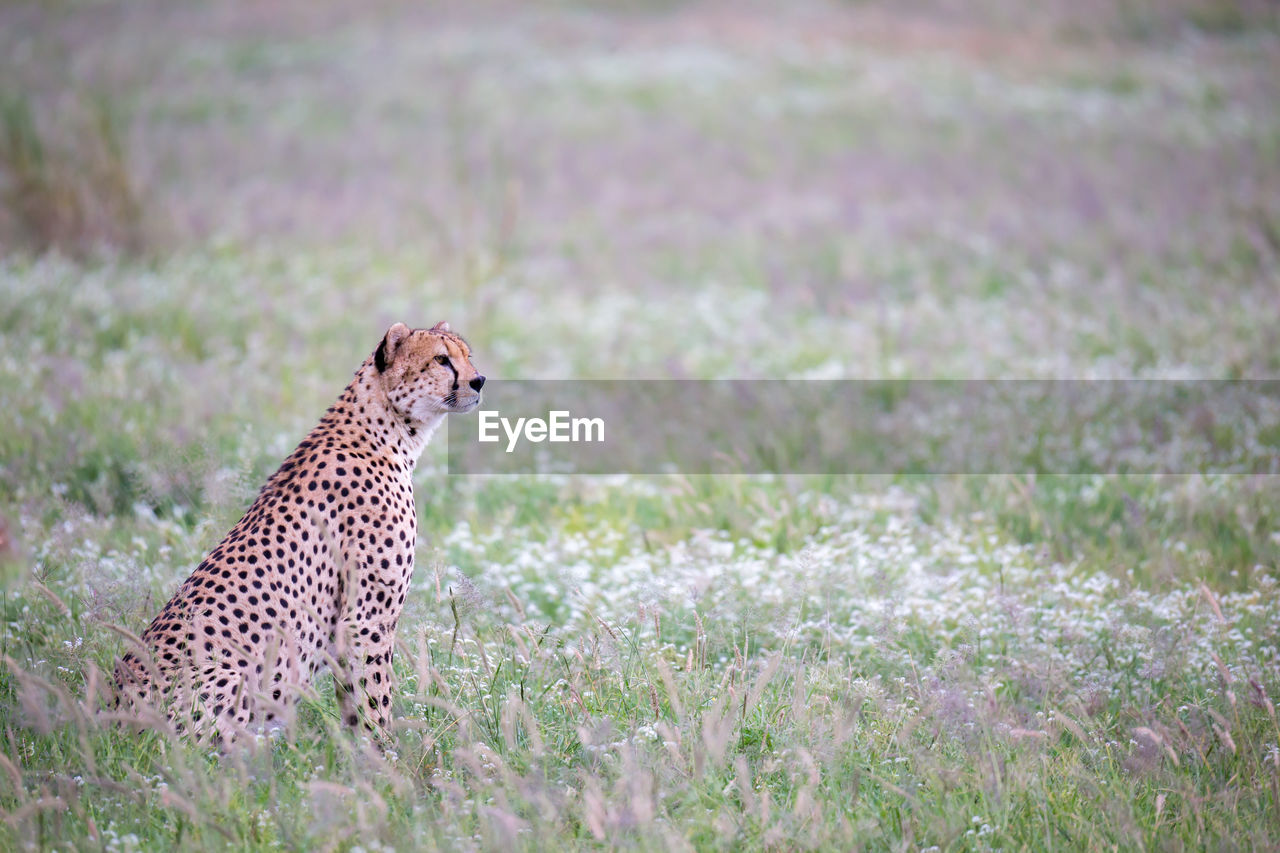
left=2, top=0, right=1280, bottom=849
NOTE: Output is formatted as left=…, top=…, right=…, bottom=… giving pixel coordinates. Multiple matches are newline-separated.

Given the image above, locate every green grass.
left=2, top=0, right=1280, bottom=849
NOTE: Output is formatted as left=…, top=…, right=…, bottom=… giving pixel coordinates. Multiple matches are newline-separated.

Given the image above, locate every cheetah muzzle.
left=114, top=321, right=484, bottom=745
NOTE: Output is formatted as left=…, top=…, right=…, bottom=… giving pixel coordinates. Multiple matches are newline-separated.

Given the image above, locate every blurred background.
left=4, top=0, right=1279, bottom=576
left=3, top=0, right=1278, bottom=384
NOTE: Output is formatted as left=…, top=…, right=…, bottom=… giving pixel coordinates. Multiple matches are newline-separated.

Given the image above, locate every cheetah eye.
left=435, top=355, right=450, bottom=366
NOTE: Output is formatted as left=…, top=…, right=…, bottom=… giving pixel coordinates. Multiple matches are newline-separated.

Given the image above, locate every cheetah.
left=114, top=322, right=484, bottom=744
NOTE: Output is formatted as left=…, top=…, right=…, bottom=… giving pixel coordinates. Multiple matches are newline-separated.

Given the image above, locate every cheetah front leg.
left=333, top=614, right=398, bottom=744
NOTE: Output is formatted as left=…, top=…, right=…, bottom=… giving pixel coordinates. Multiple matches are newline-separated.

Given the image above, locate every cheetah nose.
left=469, top=375, right=486, bottom=391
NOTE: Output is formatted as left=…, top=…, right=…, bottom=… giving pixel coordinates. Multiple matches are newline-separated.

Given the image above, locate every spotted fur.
left=114, top=322, right=484, bottom=744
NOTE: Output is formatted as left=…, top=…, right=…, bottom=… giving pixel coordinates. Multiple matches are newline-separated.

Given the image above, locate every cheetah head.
left=375, top=321, right=485, bottom=420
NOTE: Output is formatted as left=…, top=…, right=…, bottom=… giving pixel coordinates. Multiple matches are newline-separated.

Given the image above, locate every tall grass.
left=0, top=93, right=147, bottom=257
left=2, top=533, right=1278, bottom=849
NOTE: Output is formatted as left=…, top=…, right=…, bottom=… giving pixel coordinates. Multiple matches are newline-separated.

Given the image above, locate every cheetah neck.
left=319, top=362, right=445, bottom=472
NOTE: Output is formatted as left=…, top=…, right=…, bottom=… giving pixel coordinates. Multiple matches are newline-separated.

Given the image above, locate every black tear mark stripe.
left=442, top=358, right=459, bottom=390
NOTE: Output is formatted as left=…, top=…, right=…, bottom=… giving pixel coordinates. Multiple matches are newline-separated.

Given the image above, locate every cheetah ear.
left=374, top=322, right=411, bottom=372
left=431, top=321, right=450, bottom=332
